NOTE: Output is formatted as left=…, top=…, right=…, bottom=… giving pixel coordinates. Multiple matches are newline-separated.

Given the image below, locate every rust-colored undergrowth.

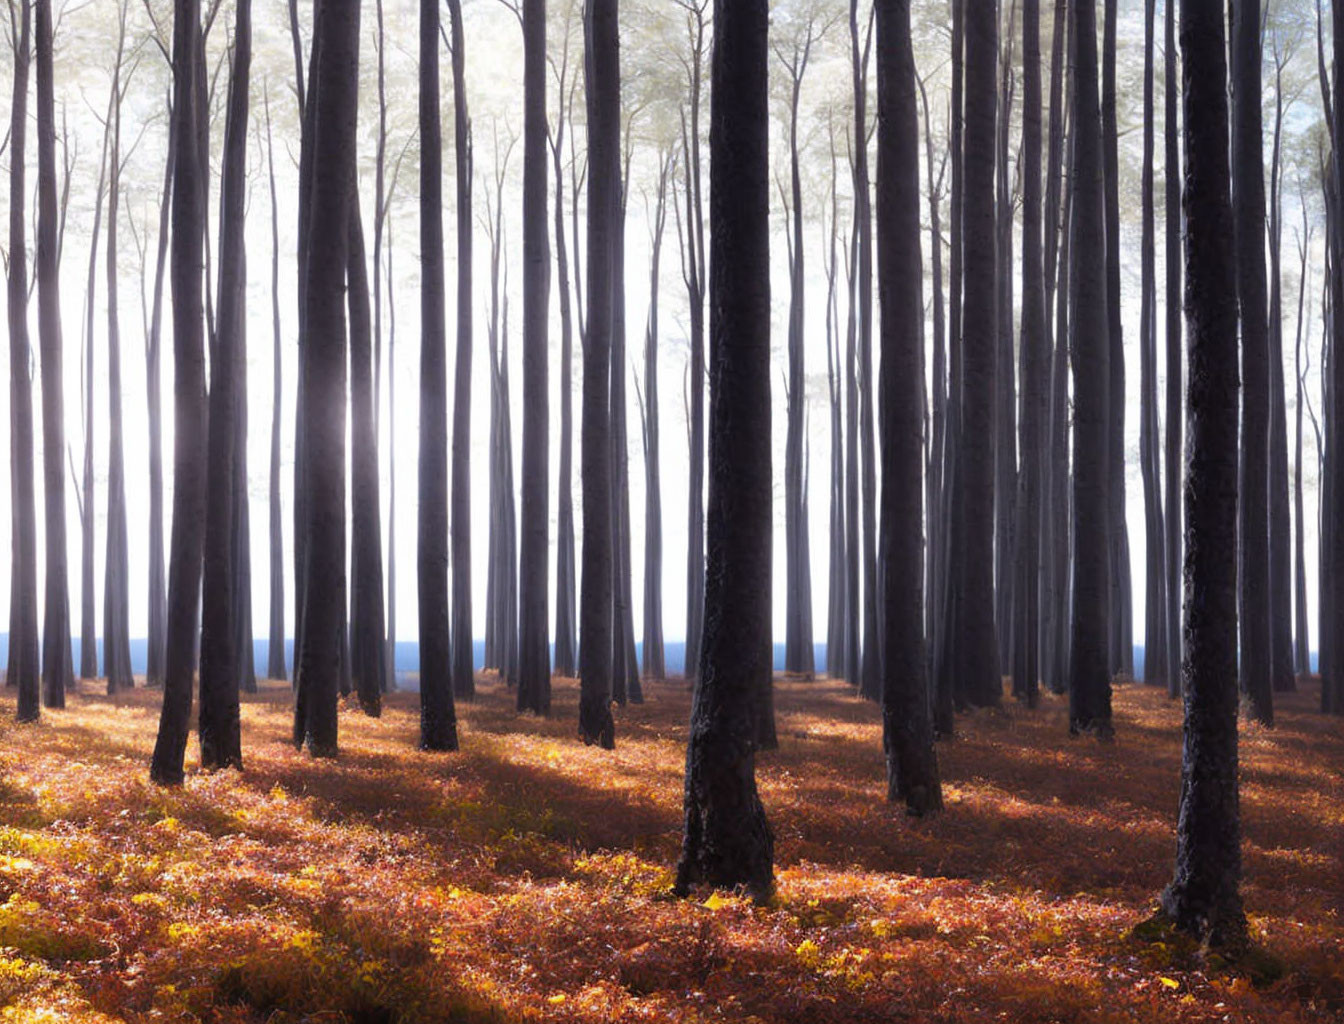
left=0, top=675, right=1339, bottom=1022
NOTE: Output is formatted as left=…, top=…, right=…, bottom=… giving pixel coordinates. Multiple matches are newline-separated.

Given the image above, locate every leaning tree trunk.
left=579, top=0, right=617, bottom=748
left=447, top=0, right=476, bottom=707
left=675, top=0, right=774, bottom=900
left=1068, top=0, right=1113, bottom=738
left=149, top=0, right=208, bottom=783
left=418, top=0, right=458, bottom=749
left=9, top=0, right=40, bottom=721
left=198, top=0, right=251, bottom=773
left=876, top=0, right=941, bottom=817
left=1232, top=0, right=1273, bottom=726
left=1159, top=0, right=1247, bottom=949
left=518, top=0, right=552, bottom=715
left=1011, top=0, right=1045, bottom=707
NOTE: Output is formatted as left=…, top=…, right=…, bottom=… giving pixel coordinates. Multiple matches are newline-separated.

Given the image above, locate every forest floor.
left=0, top=674, right=1339, bottom=1024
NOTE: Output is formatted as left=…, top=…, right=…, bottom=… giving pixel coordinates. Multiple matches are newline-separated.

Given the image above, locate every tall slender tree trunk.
left=1325, top=0, right=1344, bottom=715
left=1267, top=40, right=1295, bottom=696
left=553, top=44, right=578, bottom=679
left=9, top=0, right=40, bottom=721
left=446, top=0, right=476, bottom=706
left=150, top=0, right=207, bottom=783
left=518, top=0, right=552, bottom=714
left=419, top=0, right=458, bottom=749
left=1011, top=0, right=1045, bottom=706
left=264, top=92, right=287, bottom=682
left=824, top=138, right=847, bottom=679
left=1293, top=221, right=1312, bottom=677
left=1068, top=0, right=1112, bottom=737
left=1163, top=0, right=1182, bottom=699
left=1232, top=0, right=1273, bottom=726
left=1160, top=0, right=1247, bottom=949
left=198, top=0, right=251, bottom=772
left=994, top=0, right=1017, bottom=674
left=1138, top=0, right=1168, bottom=689
left=675, top=0, right=774, bottom=900
left=579, top=0, right=617, bottom=747
left=640, top=152, right=670, bottom=683
left=876, top=0, right=941, bottom=817
left=1102, top=0, right=1132, bottom=680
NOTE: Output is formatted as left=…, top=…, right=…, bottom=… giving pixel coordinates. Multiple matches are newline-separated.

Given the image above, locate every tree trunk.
left=824, top=139, right=847, bottom=680
left=518, top=0, right=552, bottom=714
left=1068, top=0, right=1112, bottom=738
left=264, top=92, right=287, bottom=683
left=1011, top=0, right=1045, bottom=707
left=675, top=0, right=774, bottom=899
left=1138, top=0, right=1168, bottom=690
left=994, top=0, right=1017, bottom=675
left=580, top=0, right=617, bottom=747
left=640, top=152, right=671, bottom=683
left=9, top=0, right=39, bottom=721
left=294, top=0, right=359, bottom=758
left=446, top=0, right=476, bottom=707
left=553, top=49, right=578, bottom=679
left=198, top=0, right=251, bottom=772
left=418, top=0, right=458, bottom=749
left=1267, top=41, right=1294, bottom=696
left=957, top=0, right=1000, bottom=710
left=1159, top=0, right=1247, bottom=949
left=876, top=0, right=941, bottom=817
left=149, top=0, right=207, bottom=783
left=1232, top=0, right=1273, bottom=726
left=1102, top=0, right=1133, bottom=680
left=1163, top=0, right=1182, bottom=699
left=1293, top=222, right=1312, bottom=677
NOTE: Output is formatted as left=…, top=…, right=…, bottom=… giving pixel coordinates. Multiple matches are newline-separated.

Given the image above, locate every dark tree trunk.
left=198, top=0, right=251, bottom=772
left=350, top=197, right=385, bottom=717
left=1011, top=0, right=1045, bottom=707
left=957, top=0, right=1000, bottom=710
left=446, top=0, right=476, bottom=707
left=1138, top=0, right=1168, bottom=690
left=518, top=0, right=552, bottom=714
left=994, top=0, right=1017, bottom=675
left=418, top=0, right=457, bottom=749
left=1267, top=40, right=1294, bottom=696
left=9, top=0, right=39, bottom=721
left=150, top=0, right=207, bottom=783
left=1159, top=0, right=1247, bottom=949
left=36, top=0, right=72, bottom=707
left=264, top=92, right=287, bottom=682
left=1068, top=0, right=1112, bottom=737
left=1102, top=0, right=1133, bottom=680
left=876, top=0, right=941, bottom=817
left=1327, top=0, right=1344, bottom=714
left=1232, top=0, right=1273, bottom=726
left=1163, top=0, right=1182, bottom=699
left=579, top=0, right=617, bottom=748
left=640, top=152, right=671, bottom=683
left=675, top=0, right=774, bottom=900
left=294, top=0, right=359, bottom=758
